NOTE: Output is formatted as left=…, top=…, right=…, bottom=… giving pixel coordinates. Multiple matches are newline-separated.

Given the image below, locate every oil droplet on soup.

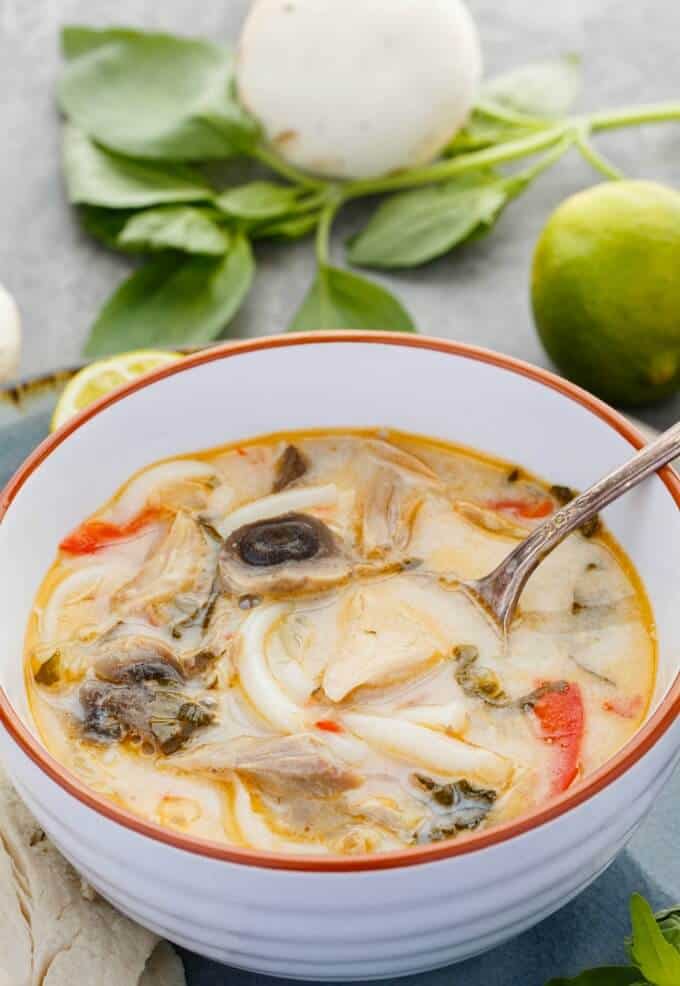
left=25, top=429, right=656, bottom=854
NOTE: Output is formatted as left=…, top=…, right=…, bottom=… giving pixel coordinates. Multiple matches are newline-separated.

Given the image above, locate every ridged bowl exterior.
left=2, top=719, right=678, bottom=980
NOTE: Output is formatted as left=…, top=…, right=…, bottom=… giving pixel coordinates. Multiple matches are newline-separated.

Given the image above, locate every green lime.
left=531, top=180, right=680, bottom=406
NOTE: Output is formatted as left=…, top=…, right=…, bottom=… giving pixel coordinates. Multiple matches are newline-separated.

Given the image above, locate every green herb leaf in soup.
left=545, top=968, right=646, bottom=985
left=117, top=207, right=230, bottom=255
left=216, top=181, right=303, bottom=220
left=62, top=125, right=212, bottom=208
left=288, top=266, right=416, bottom=333
left=58, top=26, right=259, bottom=161
left=628, top=894, right=680, bottom=985
left=348, top=173, right=511, bottom=269
left=480, top=55, right=581, bottom=119
left=84, top=235, right=254, bottom=356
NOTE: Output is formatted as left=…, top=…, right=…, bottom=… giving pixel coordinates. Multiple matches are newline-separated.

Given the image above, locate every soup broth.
left=25, top=430, right=655, bottom=855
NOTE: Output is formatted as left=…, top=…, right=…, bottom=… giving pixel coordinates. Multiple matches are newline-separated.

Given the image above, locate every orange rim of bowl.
left=1, top=332, right=678, bottom=872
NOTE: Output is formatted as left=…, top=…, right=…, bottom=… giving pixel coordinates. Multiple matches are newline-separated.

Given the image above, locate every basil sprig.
left=57, top=27, right=680, bottom=354
left=547, top=895, right=680, bottom=985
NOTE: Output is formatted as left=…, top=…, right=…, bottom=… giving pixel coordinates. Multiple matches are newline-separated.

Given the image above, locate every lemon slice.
left=50, top=349, right=182, bottom=432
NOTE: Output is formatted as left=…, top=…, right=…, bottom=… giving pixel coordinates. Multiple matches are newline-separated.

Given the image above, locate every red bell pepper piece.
left=533, top=682, right=585, bottom=796
left=59, top=507, right=160, bottom=555
left=315, top=719, right=343, bottom=734
left=486, top=497, right=553, bottom=520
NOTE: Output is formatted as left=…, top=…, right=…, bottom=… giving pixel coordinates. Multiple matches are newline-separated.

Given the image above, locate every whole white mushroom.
left=236, top=0, right=482, bottom=180
left=0, top=283, right=21, bottom=383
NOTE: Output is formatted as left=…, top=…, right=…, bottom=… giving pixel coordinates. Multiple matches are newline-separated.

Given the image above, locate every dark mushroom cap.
left=219, top=512, right=351, bottom=597
left=230, top=512, right=334, bottom=568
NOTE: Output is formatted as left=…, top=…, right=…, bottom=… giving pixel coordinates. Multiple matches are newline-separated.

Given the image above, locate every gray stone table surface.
left=2, top=0, right=680, bottom=428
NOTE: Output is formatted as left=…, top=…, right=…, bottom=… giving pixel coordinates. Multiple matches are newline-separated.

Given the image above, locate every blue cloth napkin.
left=2, top=411, right=677, bottom=986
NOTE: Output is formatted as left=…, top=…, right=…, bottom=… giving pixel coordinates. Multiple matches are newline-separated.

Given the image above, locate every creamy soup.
left=25, top=430, right=655, bottom=855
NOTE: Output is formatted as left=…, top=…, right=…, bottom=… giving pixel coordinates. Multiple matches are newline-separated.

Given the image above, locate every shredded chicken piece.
left=113, top=512, right=215, bottom=627
left=170, top=733, right=361, bottom=799
left=323, top=581, right=447, bottom=701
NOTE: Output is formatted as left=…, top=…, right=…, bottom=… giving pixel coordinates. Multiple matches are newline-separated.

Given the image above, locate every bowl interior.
left=1, top=339, right=678, bottom=732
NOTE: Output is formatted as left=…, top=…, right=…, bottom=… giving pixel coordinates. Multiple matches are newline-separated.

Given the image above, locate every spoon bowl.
left=463, top=420, right=680, bottom=635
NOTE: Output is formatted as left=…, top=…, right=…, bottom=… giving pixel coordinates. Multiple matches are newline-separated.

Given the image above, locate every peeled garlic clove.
left=0, top=282, right=21, bottom=382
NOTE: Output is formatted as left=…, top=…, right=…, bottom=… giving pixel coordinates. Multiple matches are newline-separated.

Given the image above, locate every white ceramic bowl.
left=1, top=333, right=678, bottom=981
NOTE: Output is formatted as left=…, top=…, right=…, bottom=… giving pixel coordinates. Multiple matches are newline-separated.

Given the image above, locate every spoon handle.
left=478, top=420, right=680, bottom=632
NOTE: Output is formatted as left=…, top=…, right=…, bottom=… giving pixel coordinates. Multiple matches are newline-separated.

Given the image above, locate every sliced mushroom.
left=93, top=635, right=184, bottom=685
left=272, top=444, right=308, bottom=493
left=113, top=512, right=217, bottom=628
left=79, top=639, right=214, bottom=754
left=171, top=733, right=361, bottom=799
left=219, top=512, right=351, bottom=597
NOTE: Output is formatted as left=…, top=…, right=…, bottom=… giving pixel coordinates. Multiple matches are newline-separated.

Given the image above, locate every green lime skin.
left=531, top=180, right=680, bottom=407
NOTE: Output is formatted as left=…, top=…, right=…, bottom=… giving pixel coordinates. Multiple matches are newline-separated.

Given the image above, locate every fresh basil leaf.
left=655, top=907, right=680, bottom=953
left=347, top=173, right=510, bottom=269
left=84, top=235, right=254, bottom=356
left=626, top=905, right=680, bottom=960
left=481, top=55, right=581, bottom=119
left=445, top=110, right=534, bottom=155
left=62, top=26, right=144, bottom=60
left=58, top=26, right=259, bottom=161
left=79, top=207, right=138, bottom=251
left=216, top=182, right=303, bottom=220
left=629, top=894, right=680, bottom=985
left=545, top=968, right=645, bottom=985
left=117, top=206, right=230, bottom=255
left=288, top=265, right=415, bottom=333
left=251, top=212, right=320, bottom=241
left=63, top=125, right=212, bottom=208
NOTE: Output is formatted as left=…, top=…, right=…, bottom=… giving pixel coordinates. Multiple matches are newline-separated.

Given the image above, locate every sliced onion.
left=393, top=702, right=469, bottom=735
left=41, top=564, right=132, bottom=643
left=342, top=712, right=512, bottom=788
left=238, top=604, right=306, bottom=733
left=218, top=484, right=338, bottom=539
left=109, top=460, right=215, bottom=523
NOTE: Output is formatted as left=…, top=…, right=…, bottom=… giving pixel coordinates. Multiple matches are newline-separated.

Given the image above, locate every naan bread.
left=0, top=766, right=186, bottom=986
left=140, top=941, right=187, bottom=986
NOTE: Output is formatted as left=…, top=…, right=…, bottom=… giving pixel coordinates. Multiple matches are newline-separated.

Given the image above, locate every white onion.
left=238, top=604, right=306, bottom=733
left=41, top=564, right=132, bottom=643
left=109, top=459, right=215, bottom=523
left=236, top=0, right=482, bottom=179
left=218, top=484, right=338, bottom=539
left=342, top=713, right=512, bottom=788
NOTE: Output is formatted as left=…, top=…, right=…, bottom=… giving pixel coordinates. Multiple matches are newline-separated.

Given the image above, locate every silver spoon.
left=462, top=420, right=680, bottom=636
